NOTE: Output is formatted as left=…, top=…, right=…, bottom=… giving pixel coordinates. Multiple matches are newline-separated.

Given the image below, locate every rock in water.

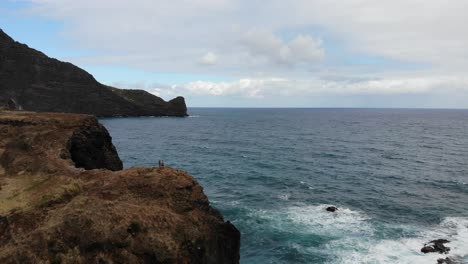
left=437, top=257, right=457, bottom=264
left=326, top=206, right=338, bottom=212
left=0, top=29, right=187, bottom=117
left=0, top=111, right=240, bottom=263
left=421, top=239, right=451, bottom=254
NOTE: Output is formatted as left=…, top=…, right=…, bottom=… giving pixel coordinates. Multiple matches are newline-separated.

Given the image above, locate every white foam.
left=278, top=193, right=291, bottom=201
left=248, top=204, right=371, bottom=238
left=247, top=204, right=468, bottom=264
left=333, top=217, right=468, bottom=264
left=285, top=204, right=372, bottom=237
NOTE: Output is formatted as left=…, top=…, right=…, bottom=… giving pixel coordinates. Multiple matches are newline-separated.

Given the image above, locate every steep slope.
left=0, top=29, right=187, bottom=117
left=0, top=111, right=240, bottom=263
left=110, top=88, right=188, bottom=116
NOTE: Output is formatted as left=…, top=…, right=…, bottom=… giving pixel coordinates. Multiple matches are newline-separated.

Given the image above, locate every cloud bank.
left=17, top=0, right=468, bottom=107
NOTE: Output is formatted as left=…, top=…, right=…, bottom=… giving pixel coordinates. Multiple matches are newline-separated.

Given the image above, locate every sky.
left=1, top=0, right=468, bottom=108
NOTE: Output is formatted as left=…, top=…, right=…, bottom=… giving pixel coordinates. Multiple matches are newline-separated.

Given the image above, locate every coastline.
left=0, top=111, right=240, bottom=263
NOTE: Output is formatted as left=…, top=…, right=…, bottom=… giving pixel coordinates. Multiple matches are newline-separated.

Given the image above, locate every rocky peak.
left=0, top=29, right=188, bottom=117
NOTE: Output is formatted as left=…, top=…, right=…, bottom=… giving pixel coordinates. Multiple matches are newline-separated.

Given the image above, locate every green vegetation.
left=128, top=220, right=142, bottom=235
left=50, top=255, right=61, bottom=264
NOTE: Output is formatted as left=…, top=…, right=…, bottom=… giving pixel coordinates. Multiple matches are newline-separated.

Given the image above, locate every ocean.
left=100, top=108, right=468, bottom=264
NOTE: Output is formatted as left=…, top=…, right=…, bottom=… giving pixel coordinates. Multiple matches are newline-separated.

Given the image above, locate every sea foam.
left=247, top=204, right=468, bottom=264
left=334, top=217, right=468, bottom=264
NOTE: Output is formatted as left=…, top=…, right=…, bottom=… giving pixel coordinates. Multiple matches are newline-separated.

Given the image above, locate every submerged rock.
left=0, top=111, right=240, bottom=263
left=421, top=239, right=451, bottom=254
left=437, top=257, right=457, bottom=264
left=326, top=206, right=338, bottom=212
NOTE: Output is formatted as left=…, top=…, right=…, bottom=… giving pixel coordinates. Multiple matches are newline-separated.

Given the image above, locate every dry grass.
left=38, top=179, right=83, bottom=207
left=0, top=174, right=83, bottom=214
left=0, top=174, right=48, bottom=214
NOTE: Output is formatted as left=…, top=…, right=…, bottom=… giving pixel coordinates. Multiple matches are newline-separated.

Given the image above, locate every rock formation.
left=0, top=111, right=240, bottom=263
left=421, top=239, right=451, bottom=254
left=0, top=29, right=187, bottom=117
left=437, top=257, right=457, bottom=264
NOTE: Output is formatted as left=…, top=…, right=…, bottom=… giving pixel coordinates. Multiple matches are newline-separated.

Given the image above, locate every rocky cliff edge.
left=0, top=111, right=240, bottom=263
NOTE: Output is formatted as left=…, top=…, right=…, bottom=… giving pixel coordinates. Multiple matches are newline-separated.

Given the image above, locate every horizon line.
left=187, top=106, right=468, bottom=110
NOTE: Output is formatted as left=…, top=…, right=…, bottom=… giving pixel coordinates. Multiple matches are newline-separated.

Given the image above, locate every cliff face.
left=0, top=29, right=187, bottom=117
left=0, top=111, right=240, bottom=263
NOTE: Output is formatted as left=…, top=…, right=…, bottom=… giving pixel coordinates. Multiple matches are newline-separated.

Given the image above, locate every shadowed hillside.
left=0, top=29, right=187, bottom=117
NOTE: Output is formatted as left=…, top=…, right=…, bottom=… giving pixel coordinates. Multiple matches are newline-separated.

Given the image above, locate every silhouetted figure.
left=158, top=160, right=162, bottom=167
left=161, top=160, right=165, bottom=167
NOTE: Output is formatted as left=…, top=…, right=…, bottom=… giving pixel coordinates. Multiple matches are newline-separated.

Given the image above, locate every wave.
left=278, top=193, right=291, bottom=201
left=247, top=204, right=371, bottom=238
left=245, top=204, right=468, bottom=263
left=333, top=217, right=468, bottom=264
left=285, top=204, right=371, bottom=237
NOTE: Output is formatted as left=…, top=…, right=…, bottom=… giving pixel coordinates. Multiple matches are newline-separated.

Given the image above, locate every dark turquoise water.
left=100, top=108, right=468, bottom=264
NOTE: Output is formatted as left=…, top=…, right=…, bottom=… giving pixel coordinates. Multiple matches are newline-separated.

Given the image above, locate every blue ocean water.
left=100, top=108, right=468, bottom=264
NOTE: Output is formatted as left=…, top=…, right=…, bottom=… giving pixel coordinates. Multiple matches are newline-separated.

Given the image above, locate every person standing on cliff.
left=158, top=160, right=162, bottom=168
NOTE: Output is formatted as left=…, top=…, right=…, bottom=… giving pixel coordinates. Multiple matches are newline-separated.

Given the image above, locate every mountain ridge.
left=0, top=29, right=187, bottom=117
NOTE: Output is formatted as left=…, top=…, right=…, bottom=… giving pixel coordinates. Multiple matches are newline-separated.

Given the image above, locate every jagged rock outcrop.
left=437, top=257, right=457, bottom=264
left=0, top=111, right=240, bottom=263
left=0, top=29, right=188, bottom=117
left=421, top=239, right=451, bottom=254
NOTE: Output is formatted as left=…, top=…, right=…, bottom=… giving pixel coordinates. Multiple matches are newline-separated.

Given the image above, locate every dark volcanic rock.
left=437, top=257, right=457, bottom=264
left=421, top=239, right=451, bottom=254
left=326, top=206, right=338, bottom=212
left=0, top=29, right=188, bottom=117
left=68, top=122, right=123, bottom=171
left=0, top=111, right=122, bottom=174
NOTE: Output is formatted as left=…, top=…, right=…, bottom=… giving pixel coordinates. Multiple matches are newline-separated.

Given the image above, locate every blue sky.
left=1, top=1, right=468, bottom=108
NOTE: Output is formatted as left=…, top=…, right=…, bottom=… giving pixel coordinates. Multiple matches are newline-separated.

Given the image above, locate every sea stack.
left=0, top=111, right=240, bottom=263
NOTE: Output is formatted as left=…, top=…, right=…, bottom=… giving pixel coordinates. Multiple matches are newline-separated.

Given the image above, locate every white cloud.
left=171, top=75, right=468, bottom=98
left=25, top=0, right=468, bottom=71
left=25, top=0, right=468, bottom=69
left=242, top=29, right=324, bottom=66
left=199, top=52, right=218, bottom=66
left=16, top=0, right=468, bottom=106
left=266, top=0, right=468, bottom=67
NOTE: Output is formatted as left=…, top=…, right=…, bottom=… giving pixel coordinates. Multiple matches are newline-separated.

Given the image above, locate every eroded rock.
left=0, top=111, right=240, bottom=263
left=421, top=239, right=451, bottom=254
left=437, top=257, right=457, bottom=264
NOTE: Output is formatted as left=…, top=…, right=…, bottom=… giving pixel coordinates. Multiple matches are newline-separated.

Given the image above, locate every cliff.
left=0, top=29, right=187, bottom=117
left=0, top=111, right=240, bottom=263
